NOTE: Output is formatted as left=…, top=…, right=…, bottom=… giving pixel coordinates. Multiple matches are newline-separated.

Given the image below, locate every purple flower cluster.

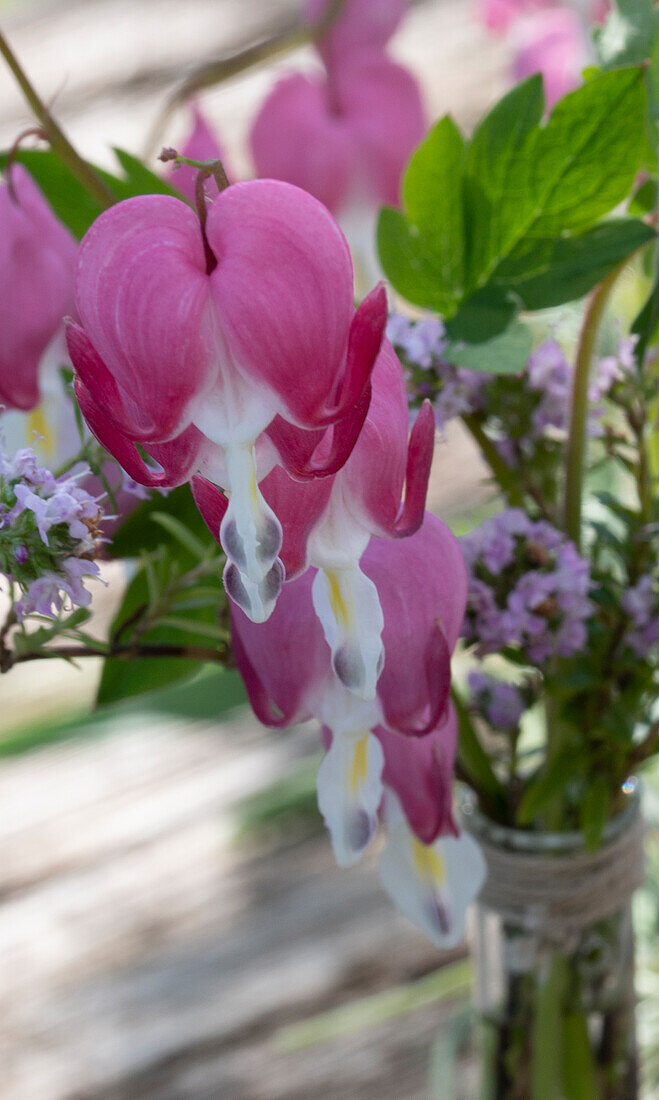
left=0, top=444, right=103, bottom=621
left=622, top=574, right=659, bottom=658
left=461, top=509, right=593, bottom=664
left=467, top=670, right=527, bottom=731
left=386, top=312, right=484, bottom=428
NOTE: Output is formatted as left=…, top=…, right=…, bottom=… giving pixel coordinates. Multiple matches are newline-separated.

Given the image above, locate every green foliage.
left=447, top=320, right=533, bottom=374
left=0, top=147, right=180, bottom=239
left=378, top=68, right=649, bottom=350
left=98, top=485, right=228, bottom=706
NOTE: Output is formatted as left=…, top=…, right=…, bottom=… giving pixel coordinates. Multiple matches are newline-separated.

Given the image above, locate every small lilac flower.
left=468, top=670, right=527, bottom=731
left=386, top=311, right=485, bottom=428
left=622, top=574, right=659, bottom=657
left=1, top=442, right=104, bottom=620
left=461, top=510, right=594, bottom=664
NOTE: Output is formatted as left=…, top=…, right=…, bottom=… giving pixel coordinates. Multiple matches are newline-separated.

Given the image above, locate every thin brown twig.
left=0, top=28, right=116, bottom=209
left=143, top=0, right=349, bottom=160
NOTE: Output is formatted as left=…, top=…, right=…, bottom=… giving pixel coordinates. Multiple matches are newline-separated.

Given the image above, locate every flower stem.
left=0, top=29, right=116, bottom=210
left=563, top=265, right=623, bottom=548
left=462, top=414, right=525, bottom=508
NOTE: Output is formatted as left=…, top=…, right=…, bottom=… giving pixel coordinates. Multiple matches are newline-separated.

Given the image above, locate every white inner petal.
left=379, top=793, right=487, bottom=950
left=190, top=328, right=284, bottom=623
left=312, top=564, right=385, bottom=701
left=317, top=730, right=384, bottom=868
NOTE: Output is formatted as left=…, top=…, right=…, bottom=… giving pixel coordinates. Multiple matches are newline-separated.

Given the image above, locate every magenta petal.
left=0, top=166, right=76, bottom=411
left=339, top=338, right=414, bottom=534
left=267, top=383, right=371, bottom=481
left=260, top=466, right=332, bottom=578
left=74, top=377, right=202, bottom=488
left=191, top=474, right=229, bottom=537
left=511, top=9, right=587, bottom=109
left=74, top=195, right=215, bottom=441
left=376, top=705, right=459, bottom=844
left=362, top=513, right=467, bottom=733
left=206, top=180, right=356, bottom=427
left=331, top=283, right=387, bottom=423
left=67, top=322, right=160, bottom=441
left=250, top=73, right=355, bottom=214
left=229, top=567, right=329, bottom=727
left=390, top=399, right=435, bottom=539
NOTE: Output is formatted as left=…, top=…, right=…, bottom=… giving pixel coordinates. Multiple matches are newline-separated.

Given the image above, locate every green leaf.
left=443, top=284, right=517, bottom=343
left=0, top=149, right=103, bottom=238
left=517, top=749, right=581, bottom=825
left=463, top=75, right=545, bottom=287
left=110, top=147, right=180, bottom=199
left=629, top=177, right=658, bottom=215
left=96, top=558, right=221, bottom=705
left=632, top=271, right=659, bottom=364
left=452, top=691, right=507, bottom=817
left=580, top=775, right=612, bottom=852
left=110, top=484, right=215, bottom=558
left=447, top=319, right=532, bottom=374
left=150, top=511, right=209, bottom=561
left=402, top=116, right=466, bottom=303
left=0, top=147, right=180, bottom=240
left=376, top=206, right=458, bottom=314
left=382, top=67, right=646, bottom=337
left=524, top=68, right=646, bottom=238
left=491, top=219, right=655, bottom=310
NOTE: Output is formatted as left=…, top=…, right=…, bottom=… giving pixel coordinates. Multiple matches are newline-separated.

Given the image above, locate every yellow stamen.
left=327, top=569, right=352, bottom=628
left=28, top=407, right=55, bottom=460
left=349, top=734, right=369, bottom=794
left=412, top=838, right=446, bottom=884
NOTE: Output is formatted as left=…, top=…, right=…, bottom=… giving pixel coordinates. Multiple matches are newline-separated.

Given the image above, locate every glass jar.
left=461, top=784, right=644, bottom=1100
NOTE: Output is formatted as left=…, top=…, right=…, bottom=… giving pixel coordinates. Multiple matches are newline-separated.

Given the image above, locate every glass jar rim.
left=458, top=777, right=641, bottom=855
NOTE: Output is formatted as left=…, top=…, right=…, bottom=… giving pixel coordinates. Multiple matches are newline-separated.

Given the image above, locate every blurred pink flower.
left=251, top=0, right=423, bottom=215
left=511, top=8, right=587, bottom=107
left=0, top=165, right=77, bottom=411
left=305, top=0, right=405, bottom=67
left=476, top=0, right=550, bottom=36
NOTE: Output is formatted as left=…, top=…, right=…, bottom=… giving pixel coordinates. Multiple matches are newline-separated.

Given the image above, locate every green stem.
left=563, top=265, right=623, bottom=548
left=0, top=29, right=115, bottom=209
left=463, top=414, right=525, bottom=507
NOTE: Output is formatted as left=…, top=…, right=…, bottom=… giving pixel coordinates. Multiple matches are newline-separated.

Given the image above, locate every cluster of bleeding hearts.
left=0, top=0, right=487, bottom=944
left=67, top=177, right=485, bottom=946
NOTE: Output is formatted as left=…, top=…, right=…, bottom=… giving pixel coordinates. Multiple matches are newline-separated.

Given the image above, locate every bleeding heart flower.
left=379, top=784, right=486, bottom=949
left=194, top=338, right=435, bottom=701
left=476, top=0, right=550, bottom=36
left=230, top=512, right=467, bottom=866
left=165, top=102, right=230, bottom=205
left=250, top=53, right=424, bottom=217
left=0, top=165, right=77, bottom=412
left=67, top=181, right=385, bottom=622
